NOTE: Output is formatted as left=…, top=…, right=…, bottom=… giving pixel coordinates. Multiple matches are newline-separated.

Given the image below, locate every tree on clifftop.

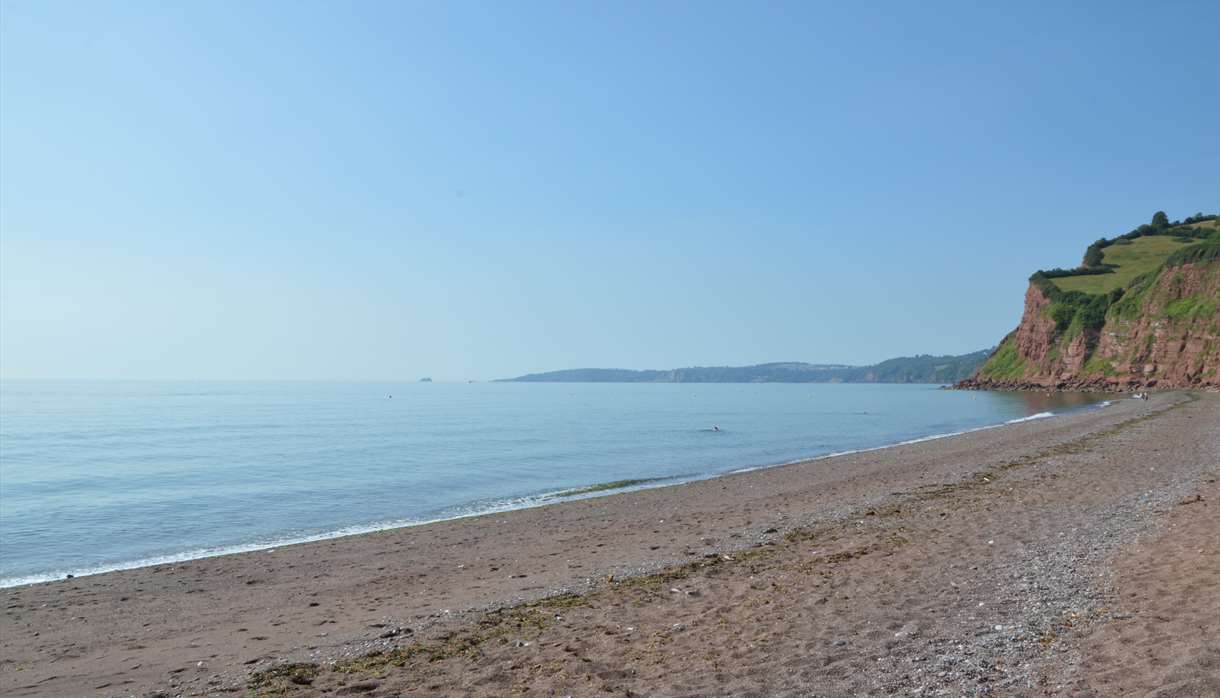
left=1083, top=239, right=1106, bottom=267
left=1152, top=211, right=1169, bottom=227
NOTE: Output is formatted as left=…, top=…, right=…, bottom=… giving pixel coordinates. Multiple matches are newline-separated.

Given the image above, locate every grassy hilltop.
left=1051, top=235, right=1200, bottom=295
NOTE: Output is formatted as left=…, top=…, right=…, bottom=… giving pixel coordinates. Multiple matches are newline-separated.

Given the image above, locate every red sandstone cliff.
left=960, top=260, right=1220, bottom=391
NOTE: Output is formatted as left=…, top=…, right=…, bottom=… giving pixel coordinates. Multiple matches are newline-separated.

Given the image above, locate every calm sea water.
left=0, top=380, right=1107, bottom=586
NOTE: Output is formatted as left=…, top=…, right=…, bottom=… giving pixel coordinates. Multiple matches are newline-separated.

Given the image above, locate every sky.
left=2, top=1, right=1218, bottom=381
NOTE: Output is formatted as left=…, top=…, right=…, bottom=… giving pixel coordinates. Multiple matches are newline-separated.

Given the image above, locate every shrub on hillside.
left=1031, top=267, right=1114, bottom=280
left=1182, top=213, right=1218, bottom=225
left=1082, top=238, right=1109, bottom=267
left=1031, top=275, right=1123, bottom=337
left=1165, top=240, right=1220, bottom=268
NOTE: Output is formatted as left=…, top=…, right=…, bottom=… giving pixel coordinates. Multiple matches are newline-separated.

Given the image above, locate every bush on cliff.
left=1082, top=238, right=1110, bottom=267
left=1034, top=274, right=1120, bottom=337
left=1031, top=267, right=1114, bottom=280
left=1165, top=239, right=1220, bottom=268
left=1182, top=213, right=1219, bottom=225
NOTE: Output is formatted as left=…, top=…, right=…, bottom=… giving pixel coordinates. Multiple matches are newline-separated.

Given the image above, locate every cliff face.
left=961, top=260, right=1220, bottom=391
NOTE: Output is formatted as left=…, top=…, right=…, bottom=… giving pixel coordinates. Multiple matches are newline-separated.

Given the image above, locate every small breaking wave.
left=541, top=477, right=673, bottom=499
left=1006, top=411, right=1055, bottom=424
left=0, top=477, right=686, bottom=588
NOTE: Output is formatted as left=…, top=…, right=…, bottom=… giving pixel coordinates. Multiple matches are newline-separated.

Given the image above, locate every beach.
left=1, top=391, right=1217, bottom=696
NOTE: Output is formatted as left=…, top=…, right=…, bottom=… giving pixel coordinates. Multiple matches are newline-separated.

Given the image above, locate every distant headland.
left=498, top=350, right=990, bottom=384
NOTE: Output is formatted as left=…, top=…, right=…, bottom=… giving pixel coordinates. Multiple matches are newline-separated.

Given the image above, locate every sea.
left=0, top=380, right=1109, bottom=587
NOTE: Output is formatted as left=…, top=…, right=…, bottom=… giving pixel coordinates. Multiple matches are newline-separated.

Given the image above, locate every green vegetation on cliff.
left=1165, top=295, right=1220, bottom=320
left=976, top=339, right=1027, bottom=381
left=1164, top=237, right=1220, bottom=268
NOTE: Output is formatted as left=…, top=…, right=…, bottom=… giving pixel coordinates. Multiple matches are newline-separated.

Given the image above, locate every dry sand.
left=1067, top=480, right=1220, bottom=697
left=1, top=392, right=1216, bottom=697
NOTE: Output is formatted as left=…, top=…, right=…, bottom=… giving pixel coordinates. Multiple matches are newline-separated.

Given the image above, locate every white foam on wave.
left=1, top=399, right=1117, bottom=588
left=0, top=519, right=423, bottom=588
left=0, top=485, right=660, bottom=588
left=1006, top=411, right=1055, bottom=424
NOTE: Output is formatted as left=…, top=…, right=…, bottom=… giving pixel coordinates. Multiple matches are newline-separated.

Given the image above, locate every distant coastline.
left=499, top=349, right=990, bottom=384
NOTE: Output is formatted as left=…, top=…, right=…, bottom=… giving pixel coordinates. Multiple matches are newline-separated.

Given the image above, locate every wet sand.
left=1, top=392, right=1216, bottom=696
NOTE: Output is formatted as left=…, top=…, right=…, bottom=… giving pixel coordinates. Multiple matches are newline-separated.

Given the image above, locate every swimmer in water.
left=713, top=425, right=720, bottom=432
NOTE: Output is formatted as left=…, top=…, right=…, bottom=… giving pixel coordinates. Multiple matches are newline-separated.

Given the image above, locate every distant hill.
left=500, top=350, right=991, bottom=384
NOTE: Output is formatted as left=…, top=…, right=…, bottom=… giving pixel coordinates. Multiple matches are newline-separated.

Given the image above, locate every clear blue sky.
left=2, top=1, right=1218, bottom=380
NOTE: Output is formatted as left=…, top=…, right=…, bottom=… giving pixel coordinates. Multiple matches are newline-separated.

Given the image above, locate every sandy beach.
left=2, top=392, right=1217, bottom=697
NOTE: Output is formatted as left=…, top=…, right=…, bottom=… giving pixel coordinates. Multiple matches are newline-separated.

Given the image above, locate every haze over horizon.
left=3, top=1, right=1219, bottom=381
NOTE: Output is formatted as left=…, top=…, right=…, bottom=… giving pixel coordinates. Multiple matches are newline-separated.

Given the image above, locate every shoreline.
left=2, top=392, right=1214, bottom=696
left=955, top=376, right=1220, bottom=392
left=0, top=398, right=1106, bottom=589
